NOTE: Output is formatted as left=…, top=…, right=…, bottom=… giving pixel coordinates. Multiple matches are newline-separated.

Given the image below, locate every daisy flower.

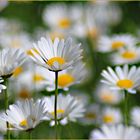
left=90, top=124, right=140, bottom=140
left=30, top=37, right=83, bottom=72
left=42, top=94, right=85, bottom=126
left=101, top=107, right=122, bottom=125
left=0, top=48, right=26, bottom=78
left=98, top=34, right=137, bottom=52
left=43, top=4, right=82, bottom=31
left=94, top=84, right=122, bottom=104
left=131, top=107, right=140, bottom=128
left=44, top=61, right=87, bottom=91
left=1, top=99, right=47, bottom=131
left=111, top=46, right=140, bottom=65
left=101, top=65, right=140, bottom=93
left=80, top=104, right=100, bottom=125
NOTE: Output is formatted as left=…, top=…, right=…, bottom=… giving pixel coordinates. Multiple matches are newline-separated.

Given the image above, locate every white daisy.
left=0, top=77, right=6, bottom=93
left=80, top=104, right=100, bottom=125
left=0, top=48, right=26, bottom=78
left=111, top=46, right=140, bottom=65
left=131, top=107, right=140, bottom=128
left=90, top=124, right=140, bottom=140
left=44, top=61, right=87, bottom=91
left=94, top=84, right=122, bottom=104
left=101, top=65, right=140, bottom=93
left=1, top=99, right=47, bottom=131
left=98, top=34, right=137, bottom=52
left=102, top=107, right=122, bottom=125
left=30, top=37, right=83, bottom=72
left=42, top=94, right=85, bottom=126
left=43, top=4, right=82, bottom=31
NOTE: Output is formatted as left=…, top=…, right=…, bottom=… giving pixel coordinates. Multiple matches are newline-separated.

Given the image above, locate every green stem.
left=124, top=90, right=128, bottom=126
left=28, top=130, right=32, bottom=140
left=54, top=71, right=58, bottom=139
left=4, top=79, right=10, bottom=140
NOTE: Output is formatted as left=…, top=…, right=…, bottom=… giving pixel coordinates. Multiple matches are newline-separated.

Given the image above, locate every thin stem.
left=54, top=71, right=58, bottom=139
left=28, top=130, right=32, bottom=140
left=124, top=90, right=128, bottom=126
left=4, top=79, right=10, bottom=139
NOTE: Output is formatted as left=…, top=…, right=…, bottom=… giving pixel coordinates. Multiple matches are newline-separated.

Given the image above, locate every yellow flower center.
left=112, top=41, right=125, bottom=49
left=51, top=109, right=64, bottom=116
left=58, top=74, right=74, bottom=87
left=32, top=74, right=45, bottom=82
left=47, top=57, right=65, bottom=67
left=117, top=79, right=134, bottom=89
left=122, top=51, right=137, bottom=60
left=103, top=115, right=114, bottom=123
left=20, top=119, right=27, bottom=127
left=58, top=18, right=71, bottom=29
left=13, top=66, right=23, bottom=77
left=101, top=94, right=114, bottom=103
left=85, top=112, right=96, bottom=119
left=27, top=48, right=39, bottom=56
left=19, top=89, right=31, bottom=99
left=11, top=39, right=21, bottom=48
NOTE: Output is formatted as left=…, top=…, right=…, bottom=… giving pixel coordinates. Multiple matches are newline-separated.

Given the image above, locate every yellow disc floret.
left=112, top=41, right=125, bottom=49
left=58, top=18, right=71, bottom=29
left=20, top=119, right=27, bottom=127
left=58, top=74, right=74, bottom=87
left=51, top=109, right=64, bottom=116
left=122, top=51, right=137, bottom=60
left=117, top=79, right=134, bottom=89
left=47, top=57, right=65, bottom=67
left=13, top=66, right=23, bottom=77
left=103, top=115, right=114, bottom=123
left=33, top=74, right=45, bottom=83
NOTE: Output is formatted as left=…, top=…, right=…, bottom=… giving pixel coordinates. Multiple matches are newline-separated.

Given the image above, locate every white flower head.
left=102, top=107, right=122, bottom=125
left=131, top=107, right=140, bottom=128
left=44, top=61, right=87, bottom=91
left=95, top=84, right=123, bottom=104
left=30, top=37, right=83, bottom=72
left=1, top=99, right=47, bottom=131
left=111, top=46, right=140, bottom=65
left=98, top=34, right=137, bottom=53
left=90, top=124, right=140, bottom=140
left=101, top=65, right=140, bottom=94
left=42, top=94, right=85, bottom=126
left=80, top=104, right=100, bottom=125
left=0, top=48, right=26, bottom=78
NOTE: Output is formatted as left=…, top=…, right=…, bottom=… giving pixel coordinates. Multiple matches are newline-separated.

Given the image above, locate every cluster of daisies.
left=0, top=37, right=86, bottom=137
left=1, top=1, right=140, bottom=140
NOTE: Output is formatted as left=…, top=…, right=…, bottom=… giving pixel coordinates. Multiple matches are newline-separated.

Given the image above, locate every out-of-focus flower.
left=0, top=18, right=22, bottom=34
left=80, top=104, right=100, bottom=125
left=43, top=4, right=83, bottom=31
left=42, top=94, right=85, bottom=126
left=101, top=107, right=122, bottom=125
left=95, top=84, right=122, bottom=104
left=98, top=35, right=137, bottom=52
left=111, top=46, right=140, bottom=65
left=44, top=61, right=87, bottom=91
left=90, top=2, right=122, bottom=27
left=90, top=124, right=140, bottom=140
left=1, top=99, right=47, bottom=131
left=0, top=0, right=8, bottom=11
left=30, top=37, right=83, bottom=72
left=101, top=65, right=140, bottom=94
left=131, top=107, right=140, bottom=128
left=0, top=48, right=26, bottom=78
left=0, top=77, right=6, bottom=93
